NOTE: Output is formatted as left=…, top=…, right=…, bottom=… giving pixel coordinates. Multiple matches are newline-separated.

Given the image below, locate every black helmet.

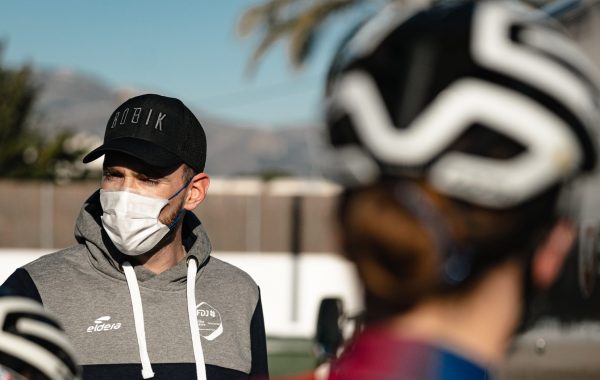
left=0, top=297, right=80, bottom=380
left=324, top=1, right=600, bottom=209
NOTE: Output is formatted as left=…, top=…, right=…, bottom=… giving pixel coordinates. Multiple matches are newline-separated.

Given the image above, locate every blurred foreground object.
left=313, top=0, right=600, bottom=378
left=0, top=296, right=80, bottom=380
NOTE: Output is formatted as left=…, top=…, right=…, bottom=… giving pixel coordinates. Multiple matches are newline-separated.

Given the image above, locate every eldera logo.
left=87, top=316, right=122, bottom=333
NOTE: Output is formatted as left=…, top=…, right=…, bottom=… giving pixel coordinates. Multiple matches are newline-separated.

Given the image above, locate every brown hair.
left=337, top=180, right=560, bottom=321
left=182, top=164, right=197, bottom=184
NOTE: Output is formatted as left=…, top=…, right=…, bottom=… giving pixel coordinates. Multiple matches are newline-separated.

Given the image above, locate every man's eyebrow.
left=136, top=171, right=163, bottom=180
left=102, top=166, right=120, bottom=173
left=139, top=166, right=173, bottom=178
left=102, top=163, right=170, bottom=178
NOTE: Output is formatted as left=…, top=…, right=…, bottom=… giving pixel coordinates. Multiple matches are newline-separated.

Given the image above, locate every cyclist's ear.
left=532, top=220, right=576, bottom=289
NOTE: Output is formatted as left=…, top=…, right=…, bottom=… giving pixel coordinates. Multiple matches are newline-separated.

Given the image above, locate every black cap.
left=83, top=94, right=207, bottom=172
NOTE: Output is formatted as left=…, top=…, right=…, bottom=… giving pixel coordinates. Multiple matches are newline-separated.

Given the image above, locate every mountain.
left=29, top=69, right=322, bottom=177
left=31, top=69, right=121, bottom=136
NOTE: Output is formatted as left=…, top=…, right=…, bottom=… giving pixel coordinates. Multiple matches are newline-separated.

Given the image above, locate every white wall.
left=0, top=249, right=363, bottom=338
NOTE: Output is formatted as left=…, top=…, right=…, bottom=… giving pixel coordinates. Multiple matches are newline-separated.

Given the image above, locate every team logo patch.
left=196, top=302, right=223, bottom=341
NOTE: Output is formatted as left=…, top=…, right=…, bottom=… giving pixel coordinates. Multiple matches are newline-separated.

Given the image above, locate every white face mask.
left=99, top=182, right=188, bottom=256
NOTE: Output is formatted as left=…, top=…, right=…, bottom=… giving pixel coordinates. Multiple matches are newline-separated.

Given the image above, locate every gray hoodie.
left=1, top=191, right=269, bottom=380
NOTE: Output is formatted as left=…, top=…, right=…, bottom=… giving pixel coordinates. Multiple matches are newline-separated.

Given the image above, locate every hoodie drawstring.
left=186, top=257, right=207, bottom=380
left=123, top=261, right=155, bottom=379
left=122, top=259, right=207, bottom=380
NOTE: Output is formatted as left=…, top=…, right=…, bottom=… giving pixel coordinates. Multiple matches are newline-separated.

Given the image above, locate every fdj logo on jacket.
left=87, top=316, right=122, bottom=333
left=196, top=302, right=223, bottom=341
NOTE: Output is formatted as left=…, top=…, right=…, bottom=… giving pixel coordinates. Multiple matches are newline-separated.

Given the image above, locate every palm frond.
left=238, top=0, right=298, bottom=37
left=239, top=0, right=404, bottom=72
left=245, top=20, right=296, bottom=75
left=288, top=0, right=358, bottom=68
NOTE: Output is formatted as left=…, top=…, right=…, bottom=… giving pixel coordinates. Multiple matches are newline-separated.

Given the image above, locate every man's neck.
left=387, top=259, right=523, bottom=365
left=134, top=228, right=186, bottom=274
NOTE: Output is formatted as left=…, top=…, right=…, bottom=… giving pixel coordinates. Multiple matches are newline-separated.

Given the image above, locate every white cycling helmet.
left=324, top=1, right=600, bottom=209
left=0, top=297, right=80, bottom=380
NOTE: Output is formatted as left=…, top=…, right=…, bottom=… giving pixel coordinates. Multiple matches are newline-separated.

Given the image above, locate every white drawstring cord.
left=186, top=257, right=207, bottom=380
left=123, top=261, right=155, bottom=379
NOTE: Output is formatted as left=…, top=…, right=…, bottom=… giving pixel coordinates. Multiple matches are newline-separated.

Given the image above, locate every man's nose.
left=121, top=175, right=141, bottom=191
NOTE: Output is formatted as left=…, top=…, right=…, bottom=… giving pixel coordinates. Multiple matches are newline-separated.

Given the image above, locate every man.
left=1, top=94, right=269, bottom=380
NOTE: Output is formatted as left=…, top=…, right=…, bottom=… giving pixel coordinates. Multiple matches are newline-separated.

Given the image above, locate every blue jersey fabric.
left=328, top=326, right=491, bottom=380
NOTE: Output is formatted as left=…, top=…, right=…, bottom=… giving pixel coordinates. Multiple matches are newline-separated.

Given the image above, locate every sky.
left=0, top=0, right=366, bottom=127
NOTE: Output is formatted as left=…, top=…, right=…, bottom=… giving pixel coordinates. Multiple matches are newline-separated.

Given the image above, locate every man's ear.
left=531, top=219, right=577, bottom=289
left=184, top=173, right=210, bottom=211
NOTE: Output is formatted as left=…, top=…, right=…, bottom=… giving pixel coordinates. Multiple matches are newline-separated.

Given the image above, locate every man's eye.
left=143, top=177, right=160, bottom=185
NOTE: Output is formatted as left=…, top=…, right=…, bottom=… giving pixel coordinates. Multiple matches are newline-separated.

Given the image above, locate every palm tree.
left=237, top=0, right=395, bottom=73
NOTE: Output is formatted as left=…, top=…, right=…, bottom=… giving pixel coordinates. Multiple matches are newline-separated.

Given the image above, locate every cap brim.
left=82, top=137, right=182, bottom=169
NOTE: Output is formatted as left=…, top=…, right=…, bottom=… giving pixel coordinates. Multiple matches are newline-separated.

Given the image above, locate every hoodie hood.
left=74, top=190, right=212, bottom=291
